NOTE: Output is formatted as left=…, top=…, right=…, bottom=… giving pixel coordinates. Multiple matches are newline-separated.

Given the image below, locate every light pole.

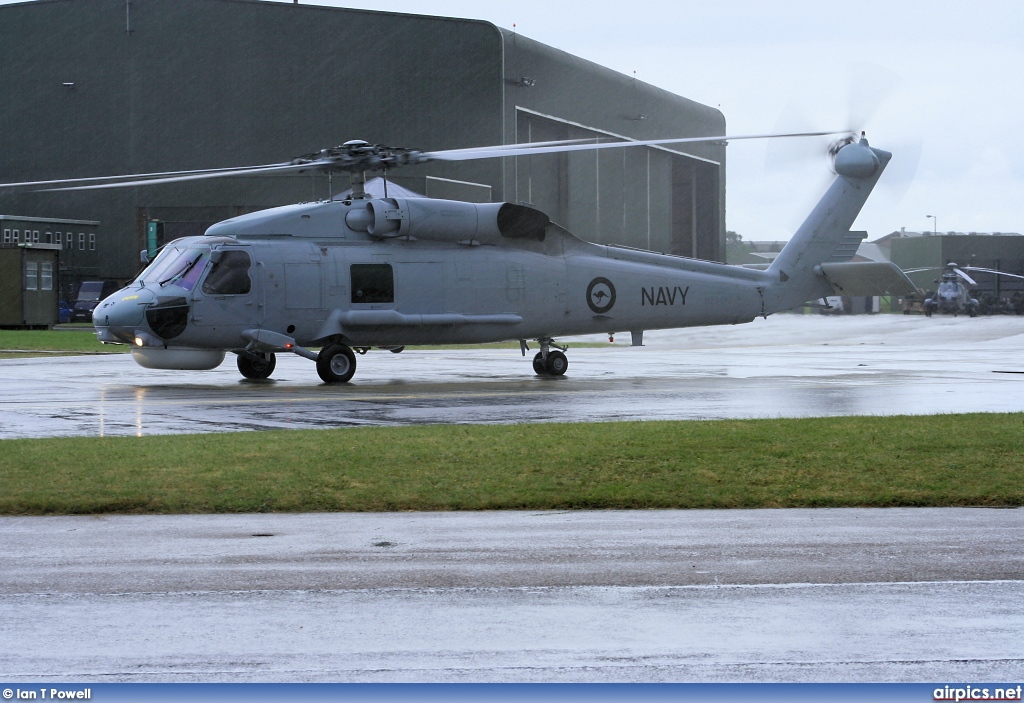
left=926, top=214, right=938, bottom=235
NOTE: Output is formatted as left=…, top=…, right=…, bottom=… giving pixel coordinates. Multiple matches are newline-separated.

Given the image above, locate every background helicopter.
left=905, top=262, right=1024, bottom=317
left=920, top=263, right=979, bottom=317
left=1, top=131, right=915, bottom=383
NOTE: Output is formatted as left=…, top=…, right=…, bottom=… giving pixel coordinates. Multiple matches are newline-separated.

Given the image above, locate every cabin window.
left=25, top=261, right=38, bottom=290
left=41, top=262, right=53, bottom=291
left=351, top=264, right=394, bottom=304
left=202, top=250, right=252, bottom=295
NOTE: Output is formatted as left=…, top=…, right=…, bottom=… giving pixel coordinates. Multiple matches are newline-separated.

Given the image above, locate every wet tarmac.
left=2, top=508, right=1022, bottom=682
left=2, top=314, right=1023, bottom=439
left=3, top=315, right=1023, bottom=683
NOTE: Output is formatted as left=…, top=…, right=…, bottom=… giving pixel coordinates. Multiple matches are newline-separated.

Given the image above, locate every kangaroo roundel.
left=586, top=277, right=616, bottom=314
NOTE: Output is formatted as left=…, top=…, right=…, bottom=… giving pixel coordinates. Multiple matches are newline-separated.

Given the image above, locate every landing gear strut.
left=317, top=343, right=357, bottom=383
left=532, top=338, right=568, bottom=376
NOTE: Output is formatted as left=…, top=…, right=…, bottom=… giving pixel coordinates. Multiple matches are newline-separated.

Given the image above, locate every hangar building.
left=0, top=0, right=726, bottom=289
left=883, top=231, right=1024, bottom=301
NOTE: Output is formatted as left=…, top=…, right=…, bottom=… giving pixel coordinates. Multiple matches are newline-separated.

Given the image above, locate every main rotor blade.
left=44, top=163, right=311, bottom=191
left=0, top=163, right=292, bottom=190
left=964, top=267, right=1024, bottom=281
left=436, top=138, right=595, bottom=156
left=953, top=268, right=977, bottom=286
left=425, top=130, right=849, bottom=162
left=6, top=129, right=850, bottom=192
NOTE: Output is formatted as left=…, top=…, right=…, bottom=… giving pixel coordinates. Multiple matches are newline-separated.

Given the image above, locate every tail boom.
left=763, top=138, right=891, bottom=313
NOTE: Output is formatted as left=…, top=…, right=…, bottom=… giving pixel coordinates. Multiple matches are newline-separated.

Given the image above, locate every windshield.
left=134, top=244, right=211, bottom=291
left=77, top=283, right=104, bottom=302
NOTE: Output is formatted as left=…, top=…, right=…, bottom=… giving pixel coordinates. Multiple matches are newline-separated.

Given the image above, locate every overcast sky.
left=296, top=0, right=1023, bottom=242
left=6, top=0, right=1020, bottom=241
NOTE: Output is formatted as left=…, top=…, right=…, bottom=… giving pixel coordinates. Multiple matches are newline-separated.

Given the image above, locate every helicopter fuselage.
left=924, top=274, right=979, bottom=316
left=95, top=198, right=768, bottom=362
left=91, top=138, right=896, bottom=382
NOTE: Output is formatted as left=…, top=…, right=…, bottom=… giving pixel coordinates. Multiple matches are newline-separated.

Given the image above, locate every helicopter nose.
left=93, top=289, right=156, bottom=332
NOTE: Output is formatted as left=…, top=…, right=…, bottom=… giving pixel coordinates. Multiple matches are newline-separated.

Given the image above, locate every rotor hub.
left=291, top=142, right=427, bottom=173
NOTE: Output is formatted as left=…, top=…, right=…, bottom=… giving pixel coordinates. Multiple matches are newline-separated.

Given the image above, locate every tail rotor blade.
left=847, top=62, right=901, bottom=133
left=876, top=137, right=923, bottom=204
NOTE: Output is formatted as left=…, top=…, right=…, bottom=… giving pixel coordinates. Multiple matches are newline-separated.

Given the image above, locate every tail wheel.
left=316, top=344, right=356, bottom=383
left=237, top=352, right=276, bottom=379
left=545, top=350, right=568, bottom=376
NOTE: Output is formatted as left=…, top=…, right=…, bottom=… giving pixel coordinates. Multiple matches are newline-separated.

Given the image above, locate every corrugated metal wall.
left=0, top=0, right=726, bottom=281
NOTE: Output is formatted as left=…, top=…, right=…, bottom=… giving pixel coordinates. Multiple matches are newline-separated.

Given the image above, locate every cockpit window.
left=161, top=251, right=207, bottom=290
left=202, top=250, right=252, bottom=295
left=135, top=245, right=210, bottom=291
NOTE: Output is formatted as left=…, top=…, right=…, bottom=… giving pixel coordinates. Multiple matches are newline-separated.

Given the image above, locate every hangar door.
left=513, top=110, right=722, bottom=261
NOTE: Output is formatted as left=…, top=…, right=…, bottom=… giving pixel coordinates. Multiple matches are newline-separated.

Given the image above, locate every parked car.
left=70, top=281, right=119, bottom=322
left=58, top=300, right=72, bottom=324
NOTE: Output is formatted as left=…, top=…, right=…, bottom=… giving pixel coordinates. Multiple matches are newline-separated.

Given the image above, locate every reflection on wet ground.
left=4, top=315, right=1023, bottom=682
left=2, top=314, right=1023, bottom=438
left=3, top=509, right=1022, bottom=682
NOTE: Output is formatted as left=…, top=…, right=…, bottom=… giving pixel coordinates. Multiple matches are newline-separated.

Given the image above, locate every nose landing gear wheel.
left=532, top=352, right=547, bottom=375
left=237, top=352, right=276, bottom=379
left=533, top=350, right=569, bottom=376
left=317, top=343, right=357, bottom=383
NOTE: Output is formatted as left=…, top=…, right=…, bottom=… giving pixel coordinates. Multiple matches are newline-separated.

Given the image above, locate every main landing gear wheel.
left=316, top=343, right=356, bottom=383
left=545, top=350, right=568, bottom=376
left=533, top=350, right=568, bottom=376
left=237, top=352, right=276, bottom=379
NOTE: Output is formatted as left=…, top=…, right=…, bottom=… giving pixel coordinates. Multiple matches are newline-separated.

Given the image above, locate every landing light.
left=133, top=331, right=161, bottom=347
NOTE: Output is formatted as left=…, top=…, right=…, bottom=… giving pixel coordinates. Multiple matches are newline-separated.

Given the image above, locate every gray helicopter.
left=4, top=132, right=915, bottom=383
left=922, top=264, right=979, bottom=317
left=907, top=263, right=1024, bottom=317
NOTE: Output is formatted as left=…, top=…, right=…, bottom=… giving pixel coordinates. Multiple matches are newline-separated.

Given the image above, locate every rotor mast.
left=349, top=170, right=368, bottom=200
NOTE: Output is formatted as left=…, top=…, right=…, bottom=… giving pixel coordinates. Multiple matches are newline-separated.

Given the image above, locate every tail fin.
left=763, top=136, right=891, bottom=313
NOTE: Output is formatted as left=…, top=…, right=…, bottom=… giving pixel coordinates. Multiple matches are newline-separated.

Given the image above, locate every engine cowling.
left=345, top=198, right=549, bottom=245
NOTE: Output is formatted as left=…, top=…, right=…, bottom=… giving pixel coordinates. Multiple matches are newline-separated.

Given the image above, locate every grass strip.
left=0, top=328, right=125, bottom=354
left=1, top=413, right=1022, bottom=515
left=0, top=329, right=613, bottom=356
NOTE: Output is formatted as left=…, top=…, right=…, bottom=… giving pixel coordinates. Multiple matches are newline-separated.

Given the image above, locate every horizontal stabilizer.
left=817, top=261, right=917, bottom=296
left=828, top=230, right=868, bottom=263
